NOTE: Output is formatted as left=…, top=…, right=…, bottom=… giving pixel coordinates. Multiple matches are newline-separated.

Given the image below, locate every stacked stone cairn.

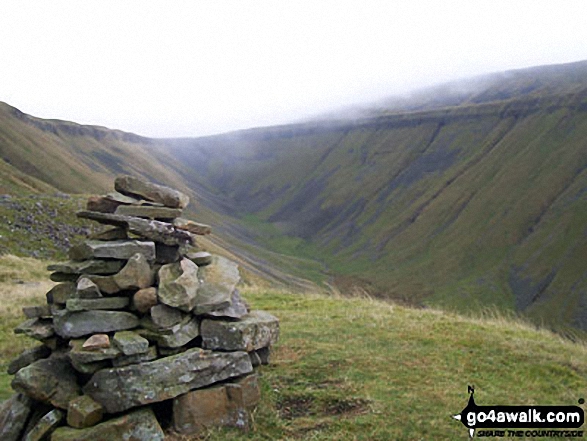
left=0, top=175, right=279, bottom=440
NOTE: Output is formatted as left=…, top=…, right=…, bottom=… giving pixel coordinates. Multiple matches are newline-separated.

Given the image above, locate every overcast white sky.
left=1, top=1, right=586, bottom=138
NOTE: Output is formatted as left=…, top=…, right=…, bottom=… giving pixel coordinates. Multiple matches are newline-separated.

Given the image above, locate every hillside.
left=163, top=60, right=587, bottom=332
left=2, top=257, right=587, bottom=440
left=1, top=60, right=587, bottom=331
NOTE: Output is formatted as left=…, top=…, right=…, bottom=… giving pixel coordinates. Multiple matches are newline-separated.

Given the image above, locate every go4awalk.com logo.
left=452, top=386, right=585, bottom=438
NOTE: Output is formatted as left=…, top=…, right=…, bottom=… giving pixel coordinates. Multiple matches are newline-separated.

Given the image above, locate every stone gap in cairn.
left=2, top=175, right=279, bottom=440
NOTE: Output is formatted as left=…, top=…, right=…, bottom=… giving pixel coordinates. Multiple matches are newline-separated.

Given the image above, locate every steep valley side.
left=165, top=95, right=587, bottom=331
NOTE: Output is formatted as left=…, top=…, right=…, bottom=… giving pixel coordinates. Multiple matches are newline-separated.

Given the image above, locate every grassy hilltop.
left=2, top=256, right=587, bottom=440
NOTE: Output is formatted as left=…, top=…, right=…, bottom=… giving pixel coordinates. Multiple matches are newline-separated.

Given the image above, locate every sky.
left=1, top=1, right=587, bottom=138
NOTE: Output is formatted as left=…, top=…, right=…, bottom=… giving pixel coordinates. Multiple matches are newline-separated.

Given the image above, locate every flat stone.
left=69, top=339, right=121, bottom=364
left=84, top=348, right=252, bottom=413
left=23, top=408, right=64, bottom=441
left=49, top=272, right=78, bottom=282
left=22, top=304, right=52, bottom=319
left=137, top=316, right=199, bottom=348
left=12, top=353, right=81, bottom=409
left=112, top=331, right=149, bottom=355
left=201, top=310, right=280, bottom=352
left=52, top=407, right=164, bottom=441
left=204, top=289, right=249, bottom=319
left=88, top=226, right=128, bottom=241
left=185, top=250, right=213, bottom=266
left=157, top=258, right=200, bottom=312
left=112, top=346, right=157, bottom=367
left=47, top=260, right=124, bottom=275
left=104, top=191, right=143, bottom=205
left=53, top=310, right=139, bottom=339
left=14, top=318, right=55, bottom=341
left=67, top=395, right=104, bottom=429
left=7, top=345, right=51, bottom=375
left=112, top=252, right=153, bottom=290
left=75, top=277, right=102, bottom=299
left=132, top=287, right=158, bottom=313
left=193, top=256, right=240, bottom=314
left=114, top=175, right=189, bottom=208
left=47, top=282, right=76, bottom=305
left=115, top=205, right=183, bottom=220
left=76, top=211, right=196, bottom=246
left=0, top=393, right=32, bottom=441
left=82, top=334, right=110, bottom=350
left=69, top=240, right=156, bottom=261
left=150, top=303, right=185, bottom=328
left=66, top=297, right=129, bottom=312
left=173, top=218, right=212, bottom=235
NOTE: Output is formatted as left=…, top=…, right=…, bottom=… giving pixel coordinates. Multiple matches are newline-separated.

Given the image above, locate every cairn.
left=0, top=175, right=279, bottom=440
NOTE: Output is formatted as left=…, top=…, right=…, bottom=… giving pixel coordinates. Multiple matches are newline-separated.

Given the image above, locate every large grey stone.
left=204, top=289, right=249, bottom=319
left=0, top=393, right=32, bottom=441
left=157, top=258, right=200, bottom=312
left=112, top=331, right=149, bottom=355
left=66, top=297, right=129, bottom=312
left=112, top=252, right=153, bottom=290
left=114, top=175, right=189, bottom=209
left=84, top=348, right=253, bottom=413
left=75, top=278, right=102, bottom=299
left=137, top=316, right=199, bottom=348
left=7, top=345, right=51, bottom=375
left=53, top=310, right=139, bottom=338
left=23, top=408, right=64, bottom=441
left=51, top=407, right=164, bottom=441
left=194, top=256, right=240, bottom=314
left=201, top=310, right=280, bottom=351
left=12, top=354, right=80, bottom=409
left=77, top=211, right=196, bottom=246
left=69, top=240, right=155, bottom=261
left=47, top=260, right=124, bottom=275
left=150, top=303, right=185, bottom=328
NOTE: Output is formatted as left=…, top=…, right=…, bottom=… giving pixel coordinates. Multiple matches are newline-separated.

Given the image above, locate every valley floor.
left=2, top=256, right=587, bottom=440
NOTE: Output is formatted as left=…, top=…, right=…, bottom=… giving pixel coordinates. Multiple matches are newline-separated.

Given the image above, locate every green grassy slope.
left=164, top=62, right=587, bottom=332
left=0, top=101, right=197, bottom=195
left=0, top=102, right=317, bottom=290
left=3, top=261, right=587, bottom=440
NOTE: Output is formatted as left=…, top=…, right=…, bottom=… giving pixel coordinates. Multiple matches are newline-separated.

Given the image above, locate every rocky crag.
left=0, top=175, right=279, bottom=440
